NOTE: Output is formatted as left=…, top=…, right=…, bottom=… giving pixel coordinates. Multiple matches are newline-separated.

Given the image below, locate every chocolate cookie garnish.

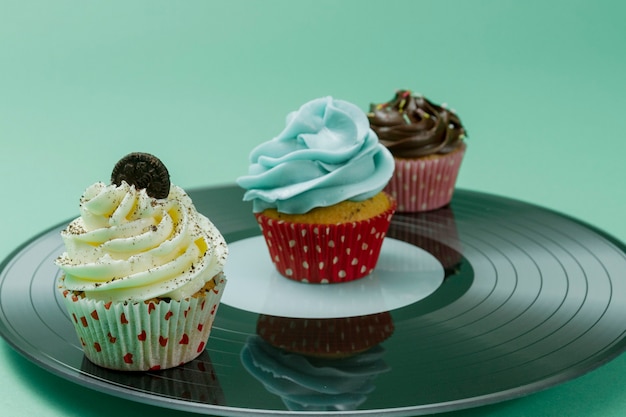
left=111, top=152, right=170, bottom=199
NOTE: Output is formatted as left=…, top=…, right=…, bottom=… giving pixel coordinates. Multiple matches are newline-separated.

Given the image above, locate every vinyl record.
left=1, top=185, right=626, bottom=416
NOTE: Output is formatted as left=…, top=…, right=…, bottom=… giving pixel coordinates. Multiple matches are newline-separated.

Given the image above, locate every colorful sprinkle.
left=417, top=108, right=430, bottom=118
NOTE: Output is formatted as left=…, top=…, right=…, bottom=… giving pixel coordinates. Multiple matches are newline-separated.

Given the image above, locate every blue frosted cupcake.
left=237, top=97, right=396, bottom=283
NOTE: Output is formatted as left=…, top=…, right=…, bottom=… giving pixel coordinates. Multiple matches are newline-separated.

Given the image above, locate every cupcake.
left=55, top=152, right=228, bottom=371
left=368, top=90, right=467, bottom=212
left=237, top=97, right=396, bottom=284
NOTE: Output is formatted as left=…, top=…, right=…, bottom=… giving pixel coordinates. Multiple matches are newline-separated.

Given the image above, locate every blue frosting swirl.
left=237, top=97, right=394, bottom=213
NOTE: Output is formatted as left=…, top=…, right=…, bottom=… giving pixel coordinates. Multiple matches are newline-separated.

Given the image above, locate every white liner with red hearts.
left=58, top=274, right=226, bottom=371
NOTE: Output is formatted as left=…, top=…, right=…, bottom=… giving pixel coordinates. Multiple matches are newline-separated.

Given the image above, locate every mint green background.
left=1, top=1, right=625, bottom=416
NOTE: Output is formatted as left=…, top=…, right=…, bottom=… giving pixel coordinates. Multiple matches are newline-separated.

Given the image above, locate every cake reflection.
left=80, top=350, right=225, bottom=405
left=388, top=205, right=463, bottom=279
left=241, top=312, right=394, bottom=411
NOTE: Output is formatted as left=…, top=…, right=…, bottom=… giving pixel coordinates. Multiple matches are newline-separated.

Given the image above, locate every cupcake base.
left=255, top=197, right=396, bottom=284
left=58, top=274, right=227, bottom=371
left=385, top=143, right=466, bottom=212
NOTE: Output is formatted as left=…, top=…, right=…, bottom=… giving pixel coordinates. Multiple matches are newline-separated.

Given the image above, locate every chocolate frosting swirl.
left=368, top=90, right=466, bottom=158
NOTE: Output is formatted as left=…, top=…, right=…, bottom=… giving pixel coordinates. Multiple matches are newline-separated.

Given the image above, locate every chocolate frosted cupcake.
left=55, top=152, right=228, bottom=371
left=368, top=90, right=467, bottom=212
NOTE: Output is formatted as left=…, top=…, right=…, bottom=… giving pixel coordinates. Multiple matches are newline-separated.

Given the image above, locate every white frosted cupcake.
left=55, top=152, right=228, bottom=371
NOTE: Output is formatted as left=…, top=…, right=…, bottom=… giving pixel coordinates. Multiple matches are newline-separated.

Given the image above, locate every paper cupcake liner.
left=59, top=274, right=226, bottom=371
left=256, top=312, right=395, bottom=358
left=385, top=143, right=466, bottom=212
left=255, top=200, right=396, bottom=284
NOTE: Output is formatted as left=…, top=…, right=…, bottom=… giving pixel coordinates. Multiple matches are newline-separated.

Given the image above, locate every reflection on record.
left=388, top=205, right=463, bottom=278
left=241, top=312, right=395, bottom=411
left=81, top=351, right=226, bottom=405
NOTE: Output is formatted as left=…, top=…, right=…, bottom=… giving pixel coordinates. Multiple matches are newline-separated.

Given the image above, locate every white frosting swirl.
left=237, top=97, right=394, bottom=214
left=56, top=182, right=228, bottom=303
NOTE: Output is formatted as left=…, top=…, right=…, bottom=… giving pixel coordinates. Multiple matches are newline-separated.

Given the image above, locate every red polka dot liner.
left=58, top=274, right=226, bottom=371
left=255, top=199, right=396, bottom=284
left=385, top=142, right=466, bottom=212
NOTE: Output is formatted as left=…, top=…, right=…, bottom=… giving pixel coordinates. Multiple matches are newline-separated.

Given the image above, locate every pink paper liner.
left=384, top=142, right=466, bottom=212
left=58, top=274, right=226, bottom=371
left=256, top=312, right=395, bottom=358
left=255, top=198, right=396, bottom=284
